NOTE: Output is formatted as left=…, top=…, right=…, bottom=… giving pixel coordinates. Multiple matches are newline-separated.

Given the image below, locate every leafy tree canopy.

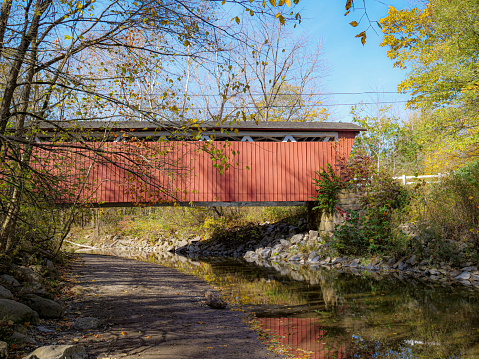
left=380, top=0, right=479, bottom=168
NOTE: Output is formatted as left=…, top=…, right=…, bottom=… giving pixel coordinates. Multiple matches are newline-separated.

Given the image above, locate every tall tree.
left=380, top=0, right=479, bottom=169
left=351, top=103, right=401, bottom=171
left=0, top=0, right=302, bottom=253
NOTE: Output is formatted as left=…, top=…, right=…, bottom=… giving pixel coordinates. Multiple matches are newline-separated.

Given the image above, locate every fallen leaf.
left=145, top=335, right=151, bottom=339
left=121, top=331, right=127, bottom=335
left=197, top=322, right=205, bottom=324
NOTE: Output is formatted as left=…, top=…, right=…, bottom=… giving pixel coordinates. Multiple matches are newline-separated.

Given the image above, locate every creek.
left=84, top=249, right=479, bottom=358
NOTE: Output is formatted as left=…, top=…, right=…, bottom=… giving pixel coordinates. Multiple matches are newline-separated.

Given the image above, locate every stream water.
left=87, top=250, right=479, bottom=358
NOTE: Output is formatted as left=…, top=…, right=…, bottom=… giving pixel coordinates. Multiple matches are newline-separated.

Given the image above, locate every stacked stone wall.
left=318, top=189, right=365, bottom=234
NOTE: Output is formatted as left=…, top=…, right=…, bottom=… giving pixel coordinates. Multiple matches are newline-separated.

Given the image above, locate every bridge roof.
left=37, top=120, right=365, bottom=143
left=40, top=120, right=365, bottom=132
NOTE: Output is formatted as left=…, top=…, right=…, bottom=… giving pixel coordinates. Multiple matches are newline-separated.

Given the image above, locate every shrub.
left=410, top=160, right=479, bottom=260
left=331, top=171, right=411, bottom=256
left=312, top=163, right=344, bottom=215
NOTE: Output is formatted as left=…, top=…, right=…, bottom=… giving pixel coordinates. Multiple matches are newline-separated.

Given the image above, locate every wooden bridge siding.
left=180, top=141, right=347, bottom=203
left=47, top=132, right=357, bottom=205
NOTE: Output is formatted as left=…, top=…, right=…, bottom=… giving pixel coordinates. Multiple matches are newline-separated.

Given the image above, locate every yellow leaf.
left=345, top=0, right=352, bottom=10
left=350, top=21, right=358, bottom=27
left=269, top=0, right=276, bottom=6
left=121, top=331, right=127, bottom=335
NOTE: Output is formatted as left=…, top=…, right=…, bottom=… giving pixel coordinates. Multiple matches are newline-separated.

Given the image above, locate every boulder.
left=11, top=266, right=43, bottom=284
left=20, top=294, right=63, bottom=319
left=320, top=257, right=331, bottom=265
left=309, top=230, right=319, bottom=241
left=0, top=299, right=39, bottom=324
left=204, top=290, right=226, bottom=309
left=288, top=255, right=302, bottom=262
left=271, top=244, right=283, bottom=255
left=290, top=234, right=303, bottom=244
left=10, top=332, right=36, bottom=344
left=244, top=253, right=259, bottom=262
left=455, top=272, right=471, bottom=281
left=259, top=248, right=272, bottom=259
left=407, top=255, right=418, bottom=266
left=0, top=341, right=7, bottom=359
left=350, top=259, right=360, bottom=268
left=308, top=256, right=321, bottom=264
left=25, top=345, right=87, bottom=359
left=0, top=285, right=13, bottom=299
left=73, top=317, right=100, bottom=331
left=0, top=274, right=20, bottom=287
left=279, top=239, right=290, bottom=248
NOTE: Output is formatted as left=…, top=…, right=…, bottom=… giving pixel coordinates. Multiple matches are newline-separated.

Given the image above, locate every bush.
left=408, top=160, right=479, bottom=262
left=331, top=171, right=411, bottom=256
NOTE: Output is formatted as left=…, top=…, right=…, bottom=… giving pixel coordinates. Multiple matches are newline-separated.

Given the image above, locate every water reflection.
left=83, top=249, right=479, bottom=358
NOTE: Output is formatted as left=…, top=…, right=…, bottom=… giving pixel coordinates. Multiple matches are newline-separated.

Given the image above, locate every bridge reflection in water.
left=258, top=317, right=347, bottom=359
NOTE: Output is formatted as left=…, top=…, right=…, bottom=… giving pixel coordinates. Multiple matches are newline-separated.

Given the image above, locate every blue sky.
left=297, top=0, right=413, bottom=122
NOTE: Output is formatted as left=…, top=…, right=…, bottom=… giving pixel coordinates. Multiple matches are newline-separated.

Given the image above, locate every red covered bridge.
left=38, top=121, right=364, bottom=207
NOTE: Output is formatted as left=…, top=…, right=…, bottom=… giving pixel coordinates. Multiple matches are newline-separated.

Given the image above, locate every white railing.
left=393, top=174, right=445, bottom=185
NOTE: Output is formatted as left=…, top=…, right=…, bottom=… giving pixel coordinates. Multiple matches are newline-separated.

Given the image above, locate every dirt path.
left=69, top=253, right=285, bottom=359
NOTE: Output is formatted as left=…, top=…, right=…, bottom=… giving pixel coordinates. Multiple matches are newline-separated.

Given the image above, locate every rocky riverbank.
left=0, top=255, right=92, bottom=359
left=75, top=219, right=479, bottom=290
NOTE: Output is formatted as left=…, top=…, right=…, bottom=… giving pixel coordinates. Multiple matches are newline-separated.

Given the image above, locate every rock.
left=332, top=258, right=343, bottom=265
left=407, top=255, right=418, bottom=266
left=370, top=257, right=381, bottom=266
left=350, top=259, right=360, bottom=268
left=190, top=236, right=201, bottom=243
left=46, top=260, right=55, bottom=271
left=366, top=263, right=377, bottom=271
left=309, top=256, right=320, bottom=264
left=271, top=244, right=283, bottom=255
left=0, top=274, right=20, bottom=287
left=177, top=239, right=188, bottom=247
left=24, top=345, right=87, bottom=359
left=321, top=257, right=331, bottom=264
left=279, top=239, right=290, bottom=248
left=309, top=230, right=319, bottom=241
left=204, top=290, right=226, bottom=309
left=244, top=251, right=255, bottom=259
left=455, top=272, right=471, bottom=281
left=288, top=255, right=302, bottom=262
left=429, top=269, right=439, bottom=275
left=244, top=253, right=259, bottom=262
left=36, top=326, right=56, bottom=334
left=11, top=265, right=43, bottom=284
left=10, top=332, right=36, bottom=344
left=259, top=248, right=272, bottom=259
left=387, top=257, right=396, bottom=266
left=290, top=234, right=303, bottom=244
left=20, top=294, right=63, bottom=319
left=0, top=285, right=13, bottom=299
left=0, top=299, right=39, bottom=324
left=380, top=264, right=390, bottom=271
left=0, top=341, right=7, bottom=359
left=73, top=317, right=100, bottom=331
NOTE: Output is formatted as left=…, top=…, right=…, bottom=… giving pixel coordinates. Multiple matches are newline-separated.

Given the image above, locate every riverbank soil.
left=68, top=253, right=284, bottom=359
